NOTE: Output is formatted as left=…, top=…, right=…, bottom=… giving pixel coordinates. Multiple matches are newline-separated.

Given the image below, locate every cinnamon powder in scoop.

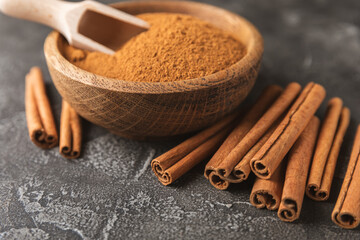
left=63, top=13, right=245, bottom=82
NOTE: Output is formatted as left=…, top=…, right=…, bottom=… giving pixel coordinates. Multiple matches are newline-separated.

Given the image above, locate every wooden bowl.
left=44, top=1, right=263, bottom=139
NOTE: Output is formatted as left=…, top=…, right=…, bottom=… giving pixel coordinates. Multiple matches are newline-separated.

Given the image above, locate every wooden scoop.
left=0, top=0, right=150, bottom=54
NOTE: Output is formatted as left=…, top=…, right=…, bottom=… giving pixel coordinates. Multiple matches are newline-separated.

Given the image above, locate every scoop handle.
left=0, top=0, right=74, bottom=31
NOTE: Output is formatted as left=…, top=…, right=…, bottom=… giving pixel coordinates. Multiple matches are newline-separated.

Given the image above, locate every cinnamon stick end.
left=150, top=160, right=172, bottom=185
left=60, top=147, right=81, bottom=159
left=30, top=129, right=58, bottom=149
left=158, top=172, right=172, bottom=186
left=251, top=160, right=271, bottom=179
left=250, top=190, right=279, bottom=210
left=204, top=168, right=213, bottom=179
left=332, top=212, right=359, bottom=229
left=306, top=184, right=328, bottom=201
left=151, top=160, right=164, bottom=177
left=233, top=169, right=247, bottom=182
left=278, top=199, right=299, bottom=222
left=209, top=172, right=229, bottom=190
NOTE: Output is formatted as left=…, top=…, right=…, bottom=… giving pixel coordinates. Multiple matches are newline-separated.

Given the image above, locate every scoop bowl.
left=44, top=1, right=263, bottom=139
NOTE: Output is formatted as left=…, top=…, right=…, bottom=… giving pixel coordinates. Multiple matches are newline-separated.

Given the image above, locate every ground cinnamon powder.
left=63, top=13, right=245, bottom=82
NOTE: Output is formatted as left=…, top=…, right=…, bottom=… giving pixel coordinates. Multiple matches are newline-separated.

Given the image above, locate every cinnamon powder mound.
left=63, top=13, right=245, bottom=82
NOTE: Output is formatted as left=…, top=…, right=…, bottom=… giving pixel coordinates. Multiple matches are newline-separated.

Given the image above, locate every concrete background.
left=0, top=0, right=359, bottom=239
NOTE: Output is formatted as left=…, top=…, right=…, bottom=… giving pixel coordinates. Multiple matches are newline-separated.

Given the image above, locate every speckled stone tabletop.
left=1, top=0, right=360, bottom=239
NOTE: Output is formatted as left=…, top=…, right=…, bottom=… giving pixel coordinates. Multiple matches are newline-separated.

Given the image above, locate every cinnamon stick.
left=209, top=117, right=282, bottom=187
left=208, top=171, right=230, bottom=190
left=59, top=100, right=82, bottom=159
left=208, top=116, right=279, bottom=189
left=278, top=117, right=320, bottom=222
left=204, top=85, right=283, bottom=190
left=332, top=125, right=360, bottom=229
left=153, top=125, right=233, bottom=185
left=250, top=82, right=326, bottom=179
left=25, top=67, right=58, bottom=149
left=151, top=112, right=238, bottom=178
left=232, top=120, right=279, bottom=182
left=250, top=161, right=285, bottom=210
left=307, top=99, right=350, bottom=201
left=217, top=82, right=301, bottom=178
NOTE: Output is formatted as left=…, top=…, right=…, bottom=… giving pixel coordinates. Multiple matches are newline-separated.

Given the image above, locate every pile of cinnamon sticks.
left=24, top=68, right=359, bottom=228
left=25, top=67, right=82, bottom=159
left=151, top=82, right=360, bottom=229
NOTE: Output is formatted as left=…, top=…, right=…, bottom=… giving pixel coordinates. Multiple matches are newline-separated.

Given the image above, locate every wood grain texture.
left=44, top=1, right=263, bottom=139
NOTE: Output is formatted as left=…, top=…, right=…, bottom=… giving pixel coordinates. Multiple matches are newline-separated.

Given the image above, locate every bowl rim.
left=44, top=0, right=263, bottom=94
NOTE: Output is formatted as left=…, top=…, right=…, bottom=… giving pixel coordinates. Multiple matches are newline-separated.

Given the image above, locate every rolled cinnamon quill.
left=205, top=85, right=283, bottom=190
left=250, top=82, right=326, bottom=179
left=232, top=120, right=279, bottom=182
left=210, top=117, right=282, bottom=186
left=60, top=100, right=82, bottom=159
left=332, top=125, right=360, bottom=229
left=208, top=125, right=278, bottom=189
left=153, top=125, right=233, bottom=185
left=307, top=98, right=350, bottom=201
left=278, top=117, right=320, bottom=222
left=250, top=161, right=285, bottom=211
left=151, top=112, right=238, bottom=178
left=25, top=67, right=58, bottom=149
left=217, top=82, right=301, bottom=179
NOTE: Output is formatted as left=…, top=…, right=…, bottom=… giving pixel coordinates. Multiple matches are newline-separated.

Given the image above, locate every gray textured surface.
left=1, top=0, right=360, bottom=239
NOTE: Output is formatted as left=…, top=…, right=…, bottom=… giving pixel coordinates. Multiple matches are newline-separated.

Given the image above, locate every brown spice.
left=250, top=82, right=326, bottom=179
left=154, top=125, right=234, bottom=185
left=63, top=13, right=245, bottom=82
left=250, top=161, right=285, bottom=211
left=218, top=81, right=300, bottom=185
left=205, top=85, right=283, bottom=190
left=332, top=125, right=360, bottom=229
left=317, top=108, right=350, bottom=197
left=233, top=119, right=280, bottom=182
left=151, top=112, right=239, bottom=180
left=278, top=117, right=320, bottom=222
left=216, top=82, right=301, bottom=179
left=60, top=100, right=82, bottom=159
left=307, top=98, right=350, bottom=201
left=25, top=67, right=58, bottom=149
